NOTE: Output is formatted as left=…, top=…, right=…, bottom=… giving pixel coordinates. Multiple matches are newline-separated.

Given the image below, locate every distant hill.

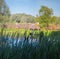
left=10, top=13, right=35, bottom=23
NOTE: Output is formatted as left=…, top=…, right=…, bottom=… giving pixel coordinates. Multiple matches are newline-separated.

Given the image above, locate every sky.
left=5, top=0, right=60, bottom=16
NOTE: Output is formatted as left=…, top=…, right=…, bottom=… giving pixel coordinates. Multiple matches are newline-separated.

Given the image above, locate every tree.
left=10, top=14, right=35, bottom=23
left=36, top=6, right=53, bottom=28
left=0, top=0, right=10, bottom=15
left=0, top=0, right=10, bottom=23
left=39, top=6, right=53, bottom=16
left=51, top=16, right=60, bottom=25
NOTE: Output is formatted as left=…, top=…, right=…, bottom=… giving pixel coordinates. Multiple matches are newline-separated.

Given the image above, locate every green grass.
left=0, top=28, right=60, bottom=59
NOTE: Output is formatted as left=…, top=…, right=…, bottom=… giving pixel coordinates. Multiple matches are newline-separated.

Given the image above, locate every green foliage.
left=35, top=6, right=60, bottom=28
left=0, top=14, right=3, bottom=22
left=10, top=13, right=35, bottom=23
left=0, top=0, right=10, bottom=16
left=0, top=0, right=10, bottom=23
left=50, top=16, right=60, bottom=24
left=39, top=6, right=53, bottom=16
left=39, top=6, right=53, bottom=27
left=0, top=29, right=60, bottom=59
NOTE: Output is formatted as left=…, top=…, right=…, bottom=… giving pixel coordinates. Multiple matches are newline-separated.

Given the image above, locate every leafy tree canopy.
left=0, top=0, right=10, bottom=23
left=39, top=6, right=53, bottom=17
left=36, top=6, right=53, bottom=28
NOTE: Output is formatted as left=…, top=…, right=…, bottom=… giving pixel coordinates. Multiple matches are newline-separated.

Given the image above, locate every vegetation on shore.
left=0, top=0, right=60, bottom=29
left=0, top=28, right=60, bottom=59
left=0, top=0, right=60, bottom=59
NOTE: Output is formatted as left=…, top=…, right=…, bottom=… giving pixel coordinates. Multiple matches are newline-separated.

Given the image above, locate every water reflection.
left=6, top=36, right=39, bottom=48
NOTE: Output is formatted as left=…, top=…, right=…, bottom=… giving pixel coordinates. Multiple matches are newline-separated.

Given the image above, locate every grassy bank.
left=0, top=28, right=60, bottom=59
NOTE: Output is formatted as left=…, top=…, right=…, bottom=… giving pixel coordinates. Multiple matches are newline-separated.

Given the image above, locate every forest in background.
left=0, top=0, right=60, bottom=29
